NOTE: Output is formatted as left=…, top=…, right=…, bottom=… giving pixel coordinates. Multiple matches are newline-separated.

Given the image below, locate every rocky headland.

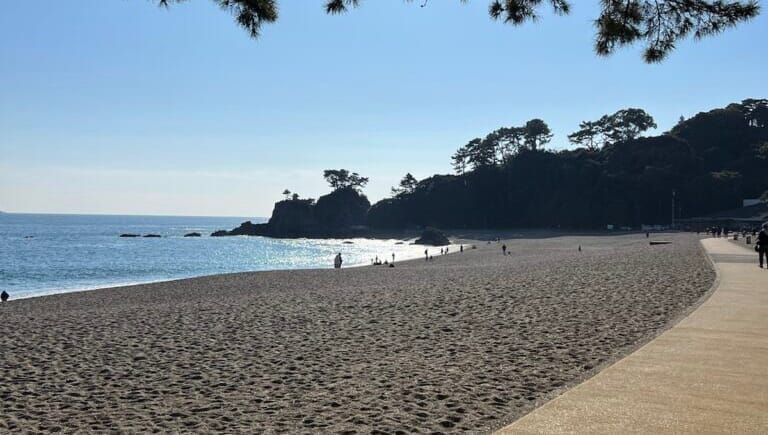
left=212, top=187, right=371, bottom=238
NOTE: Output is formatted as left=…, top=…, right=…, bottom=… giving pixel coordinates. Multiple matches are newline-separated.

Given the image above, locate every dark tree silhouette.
left=604, top=108, right=657, bottom=143
left=157, top=0, right=278, bottom=38
left=567, top=120, right=603, bottom=151
left=523, top=118, right=553, bottom=151
left=391, top=173, right=419, bottom=197
left=323, top=169, right=369, bottom=191
left=373, top=99, right=768, bottom=231
left=485, top=126, right=526, bottom=161
left=451, top=119, right=552, bottom=172
left=569, top=108, right=656, bottom=149
left=463, top=138, right=497, bottom=169
left=154, top=1, right=759, bottom=62
left=738, top=98, right=768, bottom=127
left=451, top=147, right=470, bottom=175
left=282, top=189, right=292, bottom=200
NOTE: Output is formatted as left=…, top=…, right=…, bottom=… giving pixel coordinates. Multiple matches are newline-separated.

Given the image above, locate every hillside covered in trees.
left=368, top=99, right=768, bottom=230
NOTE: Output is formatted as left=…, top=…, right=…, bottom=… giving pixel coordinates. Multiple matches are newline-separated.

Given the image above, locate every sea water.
left=0, top=213, right=431, bottom=299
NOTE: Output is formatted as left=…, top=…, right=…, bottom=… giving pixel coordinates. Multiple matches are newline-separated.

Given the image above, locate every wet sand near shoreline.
left=0, top=233, right=714, bottom=433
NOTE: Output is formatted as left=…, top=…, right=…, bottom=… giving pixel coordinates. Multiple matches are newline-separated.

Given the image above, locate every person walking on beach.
left=757, top=223, right=768, bottom=269
left=502, top=244, right=507, bottom=255
left=334, top=253, right=343, bottom=269
left=424, top=249, right=428, bottom=260
left=1, top=290, right=8, bottom=302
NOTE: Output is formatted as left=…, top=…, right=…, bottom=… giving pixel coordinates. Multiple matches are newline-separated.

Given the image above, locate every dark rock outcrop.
left=213, top=188, right=371, bottom=238
left=315, top=188, right=370, bottom=230
left=143, top=234, right=161, bottom=238
left=120, top=234, right=140, bottom=238
left=265, top=199, right=319, bottom=237
left=184, top=232, right=202, bottom=237
left=414, top=227, right=450, bottom=246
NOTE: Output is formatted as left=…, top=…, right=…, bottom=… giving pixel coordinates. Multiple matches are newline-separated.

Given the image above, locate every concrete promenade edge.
left=496, top=237, right=768, bottom=434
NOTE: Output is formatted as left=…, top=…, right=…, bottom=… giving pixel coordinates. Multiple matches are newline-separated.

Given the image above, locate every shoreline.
left=0, top=233, right=714, bottom=433
left=4, top=238, right=467, bottom=303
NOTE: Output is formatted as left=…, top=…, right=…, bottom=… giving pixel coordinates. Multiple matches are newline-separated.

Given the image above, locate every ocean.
left=0, top=213, right=429, bottom=300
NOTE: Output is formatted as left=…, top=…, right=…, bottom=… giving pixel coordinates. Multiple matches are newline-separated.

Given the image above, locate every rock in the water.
left=143, top=234, right=161, bottom=238
left=343, top=241, right=354, bottom=244
left=184, top=232, right=202, bottom=237
left=211, top=221, right=270, bottom=237
left=414, top=227, right=450, bottom=246
left=120, top=234, right=140, bottom=238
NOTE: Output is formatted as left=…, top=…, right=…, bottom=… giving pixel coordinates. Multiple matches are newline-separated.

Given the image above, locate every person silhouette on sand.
left=334, top=253, right=343, bottom=269
left=1, top=290, right=8, bottom=302
left=757, top=223, right=768, bottom=269
left=502, top=244, right=507, bottom=255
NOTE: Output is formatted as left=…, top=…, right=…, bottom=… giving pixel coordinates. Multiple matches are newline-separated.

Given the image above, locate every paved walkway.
left=497, top=238, right=768, bottom=434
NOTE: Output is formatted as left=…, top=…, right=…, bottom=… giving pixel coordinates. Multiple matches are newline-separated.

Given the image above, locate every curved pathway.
left=497, top=238, right=768, bottom=434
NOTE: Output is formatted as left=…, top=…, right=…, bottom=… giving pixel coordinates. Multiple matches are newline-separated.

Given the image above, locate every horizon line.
left=0, top=211, right=266, bottom=219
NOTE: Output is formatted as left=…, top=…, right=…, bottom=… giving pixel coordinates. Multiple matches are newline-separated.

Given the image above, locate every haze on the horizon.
left=1, top=1, right=766, bottom=217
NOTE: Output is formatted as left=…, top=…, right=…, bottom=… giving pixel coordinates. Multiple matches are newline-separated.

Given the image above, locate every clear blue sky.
left=1, top=1, right=765, bottom=216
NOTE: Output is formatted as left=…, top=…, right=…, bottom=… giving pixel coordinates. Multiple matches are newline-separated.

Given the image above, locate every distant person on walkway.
left=1, top=290, right=8, bottom=302
left=502, top=244, right=507, bottom=255
left=334, top=253, right=343, bottom=269
left=757, top=224, right=768, bottom=269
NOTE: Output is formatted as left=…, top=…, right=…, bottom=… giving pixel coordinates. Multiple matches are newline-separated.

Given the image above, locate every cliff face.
left=315, top=188, right=370, bottom=229
left=212, top=189, right=370, bottom=238
left=268, top=199, right=320, bottom=237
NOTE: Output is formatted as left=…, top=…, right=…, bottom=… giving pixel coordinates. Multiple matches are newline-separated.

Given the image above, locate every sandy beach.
left=0, top=233, right=714, bottom=433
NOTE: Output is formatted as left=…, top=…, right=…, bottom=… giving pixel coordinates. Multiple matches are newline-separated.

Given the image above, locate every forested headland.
left=369, top=99, right=767, bottom=230
left=218, top=99, right=767, bottom=237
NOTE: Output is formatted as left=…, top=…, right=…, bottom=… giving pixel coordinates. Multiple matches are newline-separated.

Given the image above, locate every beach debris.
left=649, top=241, right=672, bottom=245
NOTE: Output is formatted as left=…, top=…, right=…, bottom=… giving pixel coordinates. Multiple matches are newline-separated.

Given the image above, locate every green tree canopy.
left=323, top=169, right=369, bottom=191
left=156, top=1, right=759, bottom=62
